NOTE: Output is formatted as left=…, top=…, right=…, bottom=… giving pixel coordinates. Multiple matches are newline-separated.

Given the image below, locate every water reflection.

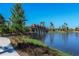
left=61, top=32, right=69, bottom=46
left=75, top=32, right=79, bottom=39
left=49, top=33, right=54, bottom=47
left=43, top=32, right=79, bottom=55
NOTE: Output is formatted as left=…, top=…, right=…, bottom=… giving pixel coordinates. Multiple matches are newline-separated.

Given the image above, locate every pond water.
left=43, top=32, right=79, bottom=56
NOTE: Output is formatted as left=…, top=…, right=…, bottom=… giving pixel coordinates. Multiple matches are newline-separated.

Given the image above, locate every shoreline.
left=10, top=36, right=70, bottom=56
left=48, top=31, right=79, bottom=33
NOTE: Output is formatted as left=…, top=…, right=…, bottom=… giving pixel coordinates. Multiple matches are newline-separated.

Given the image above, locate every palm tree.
left=39, top=21, right=45, bottom=34
left=62, top=23, right=68, bottom=31
left=58, top=26, right=61, bottom=31
left=40, top=21, right=45, bottom=27
left=9, top=3, right=26, bottom=34
left=50, top=22, right=55, bottom=31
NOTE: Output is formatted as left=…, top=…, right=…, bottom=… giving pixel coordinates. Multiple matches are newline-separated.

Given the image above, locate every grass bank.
left=10, top=36, right=70, bottom=56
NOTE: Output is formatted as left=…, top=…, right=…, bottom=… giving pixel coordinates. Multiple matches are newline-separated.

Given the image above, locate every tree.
left=62, top=23, right=68, bottom=31
left=40, top=21, right=45, bottom=27
left=9, top=3, right=26, bottom=34
left=58, top=26, right=61, bottom=31
left=39, top=21, right=45, bottom=35
left=0, top=14, right=5, bottom=24
left=50, top=22, right=55, bottom=31
left=0, top=14, right=8, bottom=34
left=0, top=14, right=4, bottom=34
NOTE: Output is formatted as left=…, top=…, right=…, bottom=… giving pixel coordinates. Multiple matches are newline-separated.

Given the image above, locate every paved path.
left=0, top=37, right=19, bottom=56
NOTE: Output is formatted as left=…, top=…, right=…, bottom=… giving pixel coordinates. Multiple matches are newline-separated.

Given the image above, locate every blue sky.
left=0, top=3, right=79, bottom=28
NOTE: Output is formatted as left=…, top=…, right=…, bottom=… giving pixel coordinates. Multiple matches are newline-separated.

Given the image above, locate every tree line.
left=49, top=22, right=79, bottom=32
left=0, top=4, right=27, bottom=35
left=0, top=3, right=79, bottom=36
left=0, top=4, right=48, bottom=36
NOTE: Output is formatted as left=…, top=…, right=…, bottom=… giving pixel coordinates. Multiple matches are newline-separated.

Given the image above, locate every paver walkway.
left=0, top=37, right=19, bottom=56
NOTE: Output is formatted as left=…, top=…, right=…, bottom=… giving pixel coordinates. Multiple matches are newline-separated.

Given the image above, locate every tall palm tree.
left=58, top=26, right=61, bottom=31
left=40, top=21, right=45, bottom=35
left=40, top=21, right=45, bottom=27
left=62, top=23, right=68, bottom=31
left=50, top=22, right=55, bottom=31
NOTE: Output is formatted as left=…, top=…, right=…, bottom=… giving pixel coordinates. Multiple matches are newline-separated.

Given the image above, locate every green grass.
left=22, top=36, right=46, bottom=47
left=48, top=47, right=71, bottom=56
left=20, top=36, right=70, bottom=56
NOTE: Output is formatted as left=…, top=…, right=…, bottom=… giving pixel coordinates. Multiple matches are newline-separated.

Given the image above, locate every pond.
left=43, top=32, right=79, bottom=56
